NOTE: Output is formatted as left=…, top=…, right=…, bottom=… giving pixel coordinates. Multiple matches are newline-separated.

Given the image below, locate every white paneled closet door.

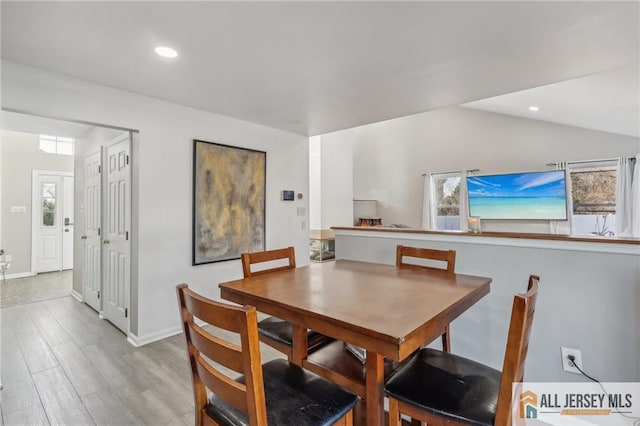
left=83, top=147, right=102, bottom=313
left=102, top=134, right=131, bottom=334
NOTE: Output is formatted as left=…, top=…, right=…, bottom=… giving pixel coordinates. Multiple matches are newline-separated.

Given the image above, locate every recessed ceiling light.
left=528, top=106, right=540, bottom=112
left=155, top=46, right=178, bottom=58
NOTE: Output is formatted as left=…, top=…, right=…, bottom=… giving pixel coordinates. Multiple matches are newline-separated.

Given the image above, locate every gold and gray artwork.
left=194, top=141, right=265, bottom=264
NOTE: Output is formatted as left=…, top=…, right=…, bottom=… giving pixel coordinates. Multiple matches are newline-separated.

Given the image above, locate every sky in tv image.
left=467, top=171, right=567, bottom=220
left=467, top=171, right=566, bottom=198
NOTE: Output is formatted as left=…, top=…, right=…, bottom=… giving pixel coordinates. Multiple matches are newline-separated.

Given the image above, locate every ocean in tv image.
left=467, top=171, right=568, bottom=220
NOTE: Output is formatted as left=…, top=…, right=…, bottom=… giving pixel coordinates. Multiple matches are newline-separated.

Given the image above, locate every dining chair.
left=176, top=284, right=358, bottom=426
left=241, top=247, right=331, bottom=360
left=396, top=245, right=456, bottom=352
left=385, top=275, right=540, bottom=426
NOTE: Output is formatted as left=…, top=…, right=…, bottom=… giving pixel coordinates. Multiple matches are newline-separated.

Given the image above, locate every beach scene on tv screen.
left=467, top=171, right=567, bottom=220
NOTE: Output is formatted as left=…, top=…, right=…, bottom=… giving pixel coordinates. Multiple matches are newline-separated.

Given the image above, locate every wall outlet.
left=561, top=347, right=583, bottom=374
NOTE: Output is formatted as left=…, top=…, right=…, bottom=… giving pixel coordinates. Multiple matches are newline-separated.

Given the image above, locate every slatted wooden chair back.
left=396, top=245, right=457, bottom=351
left=494, top=275, right=540, bottom=425
left=241, top=246, right=296, bottom=278
left=395, top=245, right=456, bottom=274
left=176, top=284, right=266, bottom=426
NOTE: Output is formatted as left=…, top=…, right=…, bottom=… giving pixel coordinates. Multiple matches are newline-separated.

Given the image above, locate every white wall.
left=335, top=229, right=640, bottom=382
left=321, top=106, right=640, bottom=230
left=320, top=134, right=353, bottom=229
left=1, top=61, right=310, bottom=343
left=0, top=126, right=3, bottom=253
left=309, top=136, right=322, bottom=230
left=0, top=129, right=74, bottom=274
left=308, top=134, right=354, bottom=230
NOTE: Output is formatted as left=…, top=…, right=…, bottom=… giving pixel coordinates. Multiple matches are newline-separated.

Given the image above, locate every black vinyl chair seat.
left=258, top=316, right=322, bottom=347
left=385, top=348, right=501, bottom=426
left=206, top=359, right=358, bottom=426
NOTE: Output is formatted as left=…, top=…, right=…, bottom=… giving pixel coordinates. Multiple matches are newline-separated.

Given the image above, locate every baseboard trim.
left=3, top=271, right=35, bottom=280
left=126, top=319, right=205, bottom=347
left=127, top=326, right=182, bottom=347
left=69, top=290, right=83, bottom=302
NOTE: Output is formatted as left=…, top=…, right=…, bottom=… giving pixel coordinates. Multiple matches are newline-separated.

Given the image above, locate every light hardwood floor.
left=1, top=271, right=73, bottom=308
left=0, top=295, right=284, bottom=425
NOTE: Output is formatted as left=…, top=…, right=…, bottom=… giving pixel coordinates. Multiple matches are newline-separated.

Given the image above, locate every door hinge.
left=97, top=291, right=100, bottom=299
left=126, top=231, right=129, bottom=241
left=126, top=155, right=129, bottom=165
left=98, top=227, right=101, bottom=236
left=125, top=308, right=128, bottom=318
left=98, top=165, right=101, bottom=173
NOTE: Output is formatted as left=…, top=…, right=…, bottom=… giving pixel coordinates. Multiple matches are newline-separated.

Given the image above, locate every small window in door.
left=42, top=183, right=56, bottom=227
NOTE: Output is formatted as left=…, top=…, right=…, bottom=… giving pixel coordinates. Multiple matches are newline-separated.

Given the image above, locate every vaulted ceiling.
left=2, top=2, right=638, bottom=136
left=465, top=64, right=639, bottom=137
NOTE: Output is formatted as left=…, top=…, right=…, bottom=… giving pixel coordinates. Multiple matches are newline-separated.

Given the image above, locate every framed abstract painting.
left=192, top=140, right=266, bottom=265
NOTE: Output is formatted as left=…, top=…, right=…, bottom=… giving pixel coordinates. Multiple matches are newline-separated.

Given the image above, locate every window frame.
left=429, top=171, right=463, bottom=231
left=39, top=135, right=75, bottom=156
left=566, top=160, right=618, bottom=236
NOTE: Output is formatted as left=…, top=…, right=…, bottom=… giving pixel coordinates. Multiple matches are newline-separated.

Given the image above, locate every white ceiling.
left=1, top=110, right=93, bottom=139
left=2, top=2, right=639, bottom=136
left=464, top=64, right=640, bottom=138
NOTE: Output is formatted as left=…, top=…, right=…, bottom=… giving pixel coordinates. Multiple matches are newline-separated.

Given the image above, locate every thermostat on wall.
left=281, top=190, right=295, bottom=201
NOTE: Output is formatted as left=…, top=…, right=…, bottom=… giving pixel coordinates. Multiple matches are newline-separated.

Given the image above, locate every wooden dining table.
left=219, top=259, right=491, bottom=426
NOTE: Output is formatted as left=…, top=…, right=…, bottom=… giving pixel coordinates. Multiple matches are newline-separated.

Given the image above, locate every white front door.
left=103, top=134, right=131, bottom=333
left=62, top=176, right=74, bottom=270
left=83, top=148, right=102, bottom=313
left=35, top=174, right=62, bottom=273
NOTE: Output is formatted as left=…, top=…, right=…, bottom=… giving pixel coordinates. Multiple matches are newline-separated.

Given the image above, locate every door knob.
left=81, top=235, right=87, bottom=240
left=103, top=240, right=110, bottom=245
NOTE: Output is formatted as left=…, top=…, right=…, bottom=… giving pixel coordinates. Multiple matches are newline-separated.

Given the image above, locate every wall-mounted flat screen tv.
left=467, top=170, right=568, bottom=220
